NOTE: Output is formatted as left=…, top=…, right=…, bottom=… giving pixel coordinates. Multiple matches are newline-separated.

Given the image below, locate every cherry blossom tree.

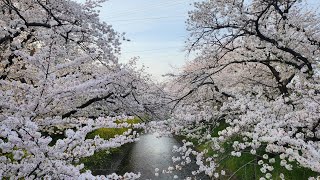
left=0, top=0, right=166, bottom=178
left=164, top=0, right=320, bottom=179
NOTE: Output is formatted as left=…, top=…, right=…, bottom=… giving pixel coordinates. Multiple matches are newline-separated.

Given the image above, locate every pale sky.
left=76, top=0, right=198, bottom=82
left=75, top=0, right=320, bottom=82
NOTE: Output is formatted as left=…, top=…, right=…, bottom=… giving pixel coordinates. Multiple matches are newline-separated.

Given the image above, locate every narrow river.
left=117, top=134, right=210, bottom=179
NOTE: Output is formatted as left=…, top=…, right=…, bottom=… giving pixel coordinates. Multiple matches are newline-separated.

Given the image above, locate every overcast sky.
left=75, top=0, right=320, bottom=82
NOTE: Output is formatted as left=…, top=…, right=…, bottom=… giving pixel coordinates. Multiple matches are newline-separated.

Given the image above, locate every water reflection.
left=118, top=134, right=209, bottom=179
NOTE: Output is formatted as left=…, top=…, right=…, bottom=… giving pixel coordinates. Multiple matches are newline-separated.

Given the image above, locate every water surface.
left=118, top=134, right=209, bottom=179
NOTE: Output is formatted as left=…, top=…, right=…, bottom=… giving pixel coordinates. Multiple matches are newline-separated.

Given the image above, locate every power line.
left=105, top=0, right=196, bottom=19
left=121, top=46, right=185, bottom=54
left=119, top=53, right=189, bottom=61
left=110, top=15, right=186, bottom=22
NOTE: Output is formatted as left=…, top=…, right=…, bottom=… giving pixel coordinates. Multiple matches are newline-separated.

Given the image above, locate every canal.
left=117, top=134, right=210, bottom=179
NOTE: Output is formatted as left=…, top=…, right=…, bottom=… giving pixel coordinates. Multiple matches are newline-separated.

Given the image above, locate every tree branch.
left=62, top=92, right=114, bottom=118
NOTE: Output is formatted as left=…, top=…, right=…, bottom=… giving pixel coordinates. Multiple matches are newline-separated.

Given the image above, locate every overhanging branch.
left=62, top=92, right=114, bottom=118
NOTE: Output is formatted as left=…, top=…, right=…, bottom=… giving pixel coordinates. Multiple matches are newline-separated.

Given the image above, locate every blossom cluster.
left=162, top=0, right=320, bottom=179
left=0, top=116, right=144, bottom=179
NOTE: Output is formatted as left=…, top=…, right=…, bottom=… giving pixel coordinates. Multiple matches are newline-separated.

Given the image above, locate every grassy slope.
left=79, top=117, right=141, bottom=174
left=191, top=122, right=319, bottom=180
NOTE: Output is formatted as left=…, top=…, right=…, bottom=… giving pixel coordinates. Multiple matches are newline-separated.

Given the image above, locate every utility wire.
left=110, top=16, right=186, bottom=22
left=105, top=0, right=195, bottom=19
left=121, top=46, right=185, bottom=54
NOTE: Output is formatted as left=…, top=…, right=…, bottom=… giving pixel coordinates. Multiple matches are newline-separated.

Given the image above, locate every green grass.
left=79, top=117, right=141, bottom=174
left=41, top=117, right=141, bottom=174
left=0, top=117, right=142, bottom=176
left=217, top=151, right=319, bottom=179
left=190, top=122, right=320, bottom=179
left=79, top=147, right=124, bottom=174
left=115, top=117, right=141, bottom=125
left=85, top=117, right=141, bottom=140
left=85, top=127, right=129, bottom=140
left=0, top=148, right=29, bottom=163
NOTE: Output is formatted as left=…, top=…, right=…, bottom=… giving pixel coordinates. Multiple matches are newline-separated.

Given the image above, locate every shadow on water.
left=117, top=134, right=210, bottom=179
